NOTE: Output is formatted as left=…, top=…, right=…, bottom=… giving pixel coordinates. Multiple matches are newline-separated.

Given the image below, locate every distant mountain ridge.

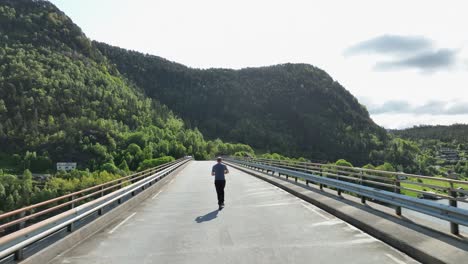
left=96, top=43, right=388, bottom=164
left=391, top=124, right=468, bottom=143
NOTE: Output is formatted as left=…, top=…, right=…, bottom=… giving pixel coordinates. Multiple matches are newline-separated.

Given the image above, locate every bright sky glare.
left=49, top=0, right=468, bottom=129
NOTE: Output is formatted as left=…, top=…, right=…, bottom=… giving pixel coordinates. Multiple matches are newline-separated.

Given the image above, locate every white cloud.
left=344, top=35, right=433, bottom=56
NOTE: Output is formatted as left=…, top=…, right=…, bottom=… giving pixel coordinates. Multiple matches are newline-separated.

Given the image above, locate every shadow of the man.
left=195, top=210, right=219, bottom=223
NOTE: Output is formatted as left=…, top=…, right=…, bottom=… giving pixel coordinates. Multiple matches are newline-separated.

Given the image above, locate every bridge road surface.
left=49, top=161, right=419, bottom=264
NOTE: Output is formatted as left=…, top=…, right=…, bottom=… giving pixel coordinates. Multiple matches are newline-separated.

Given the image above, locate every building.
left=56, top=162, right=77, bottom=171
left=438, top=147, right=459, bottom=163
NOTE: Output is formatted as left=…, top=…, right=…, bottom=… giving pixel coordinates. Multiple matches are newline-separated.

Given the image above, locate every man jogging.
left=212, top=157, right=229, bottom=210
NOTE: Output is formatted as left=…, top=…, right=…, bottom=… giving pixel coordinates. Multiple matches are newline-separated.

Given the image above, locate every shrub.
left=138, top=156, right=175, bottom=171
left=335, top=159, right=353, bottom=167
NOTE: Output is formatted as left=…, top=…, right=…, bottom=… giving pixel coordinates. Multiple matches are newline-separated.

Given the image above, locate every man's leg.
left=219, top=180, right=226, bottom=206
left=215, top=181, right=222, bottom=206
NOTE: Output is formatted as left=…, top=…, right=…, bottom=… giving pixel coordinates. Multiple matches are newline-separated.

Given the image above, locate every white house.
left=56, top=162, right=77, bottom=171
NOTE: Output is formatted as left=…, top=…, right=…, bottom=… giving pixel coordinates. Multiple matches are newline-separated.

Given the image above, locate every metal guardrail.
left=0, top=157, right=191, bottom=263
left=245, top=158, right=468, bottom=201
left=0, top=158, right=187, bottom=232
left=226, top=157, right=468, bottom=235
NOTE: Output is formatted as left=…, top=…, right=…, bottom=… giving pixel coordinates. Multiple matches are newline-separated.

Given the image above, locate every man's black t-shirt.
left=212, top=163, right=228, bottom=180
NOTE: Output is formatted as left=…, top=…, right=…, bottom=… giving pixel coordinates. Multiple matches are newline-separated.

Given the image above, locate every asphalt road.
left=49, top=161, right=419, bottom=264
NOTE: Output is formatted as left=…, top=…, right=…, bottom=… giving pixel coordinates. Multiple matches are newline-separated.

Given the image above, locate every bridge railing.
left=0, top=157, right=191, bottom=262
left=226, top=157, right=468, bottom=235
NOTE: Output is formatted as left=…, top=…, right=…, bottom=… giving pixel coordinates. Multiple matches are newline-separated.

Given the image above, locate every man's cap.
left=217, top=157, right=222, bottom=161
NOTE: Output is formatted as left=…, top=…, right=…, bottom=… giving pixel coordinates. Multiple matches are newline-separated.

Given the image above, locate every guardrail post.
left=449, top=182, right=459, bottom=235
left=395, top=177, right=401, bottom=216
left=318, top=168, right=324, bottom=190
left=306, top=179, right=309, bottom=186
left=14, top=249, right=24, bottom=261
left=69, top=195, right=76, bottom=210
left=295, top=176, right=298, bottom=182
left=14, top=211, right=26, bottom=260
left=359, top=172, right=366, bottom=204
left=100, top=186, right=104, bottom=197
left=334, top=168, right=342, bottom=196
left=68, top=195, right=76, bottom=232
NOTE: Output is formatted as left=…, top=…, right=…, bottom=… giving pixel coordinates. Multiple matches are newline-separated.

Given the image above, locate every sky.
left=49, top=0, right=468, bottom=129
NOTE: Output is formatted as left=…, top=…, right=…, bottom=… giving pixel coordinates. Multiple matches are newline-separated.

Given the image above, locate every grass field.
left=401, top=177, right=468, bottom=198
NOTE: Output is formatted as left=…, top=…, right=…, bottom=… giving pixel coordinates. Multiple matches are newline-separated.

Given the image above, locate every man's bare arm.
left=225, top=168, right=229, bottom=174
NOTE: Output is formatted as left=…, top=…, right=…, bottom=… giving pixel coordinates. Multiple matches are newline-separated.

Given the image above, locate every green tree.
left=138, top=156, right=175, bottom=171
left=335, top=159, right=353, bottom=167
left=118, top=160, right=130, bottom=173
left=23, top=169, right=33, bottom=190
left=0, top=99, right=7, bottom=114
left=101, top=162, right=119, bottom=174
left=0, top=183, right=5, bottom=197
left=5, top=195, right=15, bottom=212
left=376, top=162, right=396, bottom=172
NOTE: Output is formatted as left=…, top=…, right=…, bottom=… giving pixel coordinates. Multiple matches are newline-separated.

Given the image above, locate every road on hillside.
left=49, top=161, right=418, bottom=264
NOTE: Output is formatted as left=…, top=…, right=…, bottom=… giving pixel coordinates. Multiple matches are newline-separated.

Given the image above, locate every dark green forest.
left=95, top=42, right=389, bottom=165
left=391, top=124, right=468, bottom=143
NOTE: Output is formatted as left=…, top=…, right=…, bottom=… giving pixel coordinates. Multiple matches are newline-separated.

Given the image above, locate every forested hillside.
left=389, top=125, right=468, bottom=177
left=0, top=0, right=252, bottom=174
left=96, top=43, right=388, bottom=165
left=392, top=124, right=468, bottom=143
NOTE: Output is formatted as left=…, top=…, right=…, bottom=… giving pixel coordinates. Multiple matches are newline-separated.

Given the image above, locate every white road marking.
left=344, top=222, right=362, bottom=232
left=250, top=202, right=297, bottom=207
left=244, top=187, right=276, bottom=192
left=347, top=238, right=378, bottom=245
left=353, top=233, right=369, bottom=238
left=108, top=212, right=136, bottom=234
left=243, top=190, right=279, bottom=197
left=385, top=253, right=409, bottom=264
left=169, top=179, right=175, bottom=185
left=300, top=203, right=331, bottom=220
left=152, top=190, right=163, bottom=200
left=310, top=219, right=342, bottom=227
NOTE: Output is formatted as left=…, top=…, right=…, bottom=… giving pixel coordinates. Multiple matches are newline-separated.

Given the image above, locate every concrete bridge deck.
left=48, top=161, right=418, bottom=264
